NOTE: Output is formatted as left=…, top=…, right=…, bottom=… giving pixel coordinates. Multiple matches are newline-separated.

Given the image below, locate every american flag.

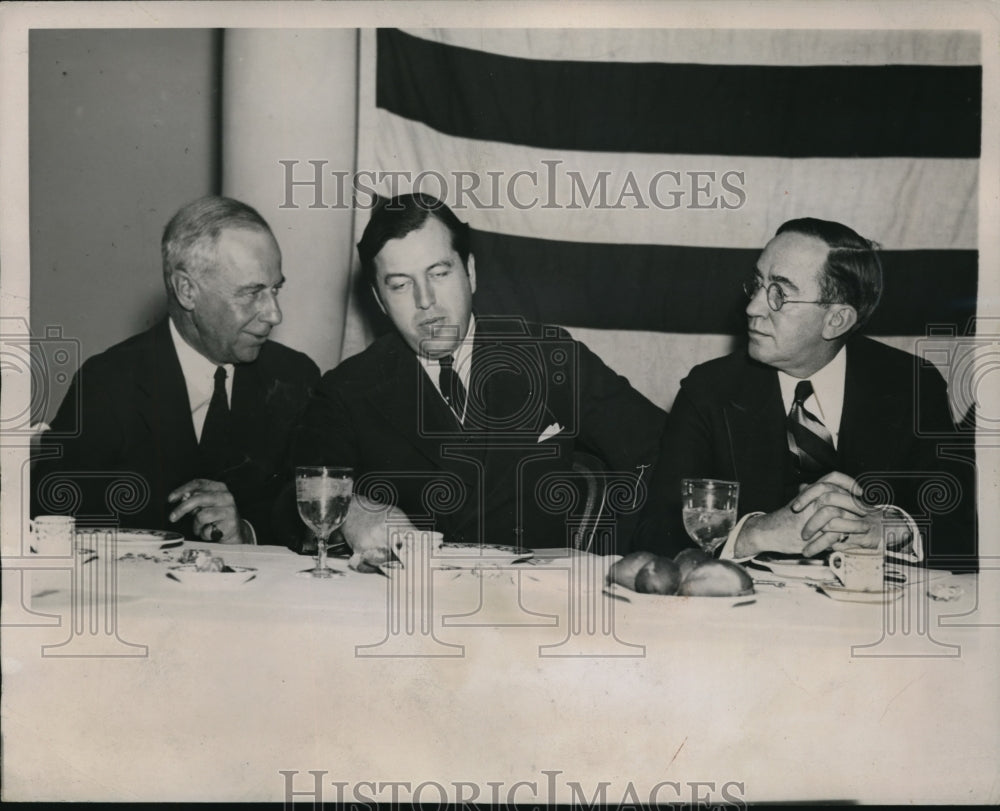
left=344, top=27, right=980, bottom=414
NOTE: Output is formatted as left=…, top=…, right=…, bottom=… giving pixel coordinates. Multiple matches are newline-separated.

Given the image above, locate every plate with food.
left=748, top=552, right=832, bottom=581
left=166, top=551, right=257, bottom=587
left=602, top=583, right=757, bottom=609
left=812, top=583, right=904, bottom=603
left=604, top=549, right=756, bottom=603
left=74, top=527, right=184, bottom=554
left=433, top=543, right=534, bottom=567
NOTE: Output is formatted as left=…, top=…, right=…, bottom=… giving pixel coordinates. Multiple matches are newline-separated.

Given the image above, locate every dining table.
left=2, top=530, right=998, bottom=804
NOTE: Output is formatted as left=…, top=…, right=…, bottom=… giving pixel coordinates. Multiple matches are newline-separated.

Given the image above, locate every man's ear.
left=822, top=303, right=857, bottom=340
left=169, top=271, right=198, bottom=312
left=371, top=284, right=387, bottom=316
left=467, top=253, right=477, bottom=295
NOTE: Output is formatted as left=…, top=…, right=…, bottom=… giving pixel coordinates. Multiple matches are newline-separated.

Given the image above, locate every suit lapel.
left=136, top=320, right=199, bottom=468
left=471, top=329, right=562, bottom=537
left=838, top=338, right=896, bottom=468
left=367, top=334, right=469, bottom=468
left=468, top=319, right=550, bottom=440
left=229, top=359, right=269, bottom=475
left=725, top=357, right=789, bottom=500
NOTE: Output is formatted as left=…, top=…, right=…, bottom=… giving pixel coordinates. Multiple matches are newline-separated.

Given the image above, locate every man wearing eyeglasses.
left=634, top=217, right=976, bottom=570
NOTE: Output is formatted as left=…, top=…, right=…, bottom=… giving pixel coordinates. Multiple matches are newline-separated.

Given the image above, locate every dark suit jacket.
left=634, top=336, right=977, bottom=570
left=291, top=317, right=666, bottom=551
left=33, top=319, right=320, bottom=544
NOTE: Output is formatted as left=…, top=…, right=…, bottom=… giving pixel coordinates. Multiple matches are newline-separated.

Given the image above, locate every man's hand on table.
left=168, top=478, right=252, bottom=544
left=342, top=495, right=444, bottom=572
left=792, top=472, right=905, bottom=556
left=734, top=502, right=842, bottom=558
left=734, top=471, right=896, bottom=558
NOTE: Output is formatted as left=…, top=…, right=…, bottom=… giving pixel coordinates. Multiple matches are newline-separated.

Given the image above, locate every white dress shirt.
left=168, top=319, right=254, bottom=543
left=168, top=319, right=233, bottom=442
left=777, top=344, right=846, bottom=448
left=720, top=344, right=917, bottom=561
left=417, top=315, right=475, bottom=422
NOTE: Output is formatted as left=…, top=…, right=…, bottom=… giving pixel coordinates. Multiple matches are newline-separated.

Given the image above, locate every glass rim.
left=295, top=465, right=354, bottom=476
left=681, top=478, right=740, bottom=490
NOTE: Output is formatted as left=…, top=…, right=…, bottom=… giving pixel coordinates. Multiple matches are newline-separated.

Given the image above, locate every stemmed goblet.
left=296, top=466, right=353, bottom=579
left=681, top=478, right=739, bottom=554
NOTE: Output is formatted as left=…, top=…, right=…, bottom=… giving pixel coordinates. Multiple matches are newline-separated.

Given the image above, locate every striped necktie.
left=787, top=379, right=837, bottom=482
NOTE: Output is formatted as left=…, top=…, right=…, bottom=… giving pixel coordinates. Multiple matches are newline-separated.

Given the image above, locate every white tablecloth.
left=2, top=541, right=998, bottom=803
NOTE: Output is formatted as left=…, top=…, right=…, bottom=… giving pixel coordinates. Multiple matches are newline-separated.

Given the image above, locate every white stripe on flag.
left=563, top=328, right=736, bottom=412
left=372, top=109, right=978, bottom=250
left=404, top=28, right=980, bottom=66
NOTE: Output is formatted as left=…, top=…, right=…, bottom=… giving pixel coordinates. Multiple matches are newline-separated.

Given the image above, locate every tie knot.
left=794, top=379, right=814, bottom=406
left=214, top=366, right=227, bottom=384
left=439, top=355, right=455, bottom=370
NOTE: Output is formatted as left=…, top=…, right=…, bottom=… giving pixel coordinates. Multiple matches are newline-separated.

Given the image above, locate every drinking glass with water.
left=296, top=466, right=353, bottom=579
left=681, top=479, right=739, bottom=554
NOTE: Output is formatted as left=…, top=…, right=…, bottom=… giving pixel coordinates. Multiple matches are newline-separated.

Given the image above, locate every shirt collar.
left=777, top=343, right=847, bottom=441
left=416, top=314, right=476, bottom=388
left=168, top=318, right=233, bottom=408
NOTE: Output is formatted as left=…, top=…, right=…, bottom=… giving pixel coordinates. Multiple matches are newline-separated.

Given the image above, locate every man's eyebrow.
left=769, top=274, right=798, bottom=292
left=382, top=259, right=453, bottom=282
left=237, top=277, right=285, bottom=293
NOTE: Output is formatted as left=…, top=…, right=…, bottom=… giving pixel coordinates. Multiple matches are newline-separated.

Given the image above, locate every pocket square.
left=538, top=422, right=564, bottom=443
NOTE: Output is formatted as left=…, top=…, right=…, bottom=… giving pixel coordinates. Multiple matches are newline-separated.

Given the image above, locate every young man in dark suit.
left=33, top=196, right=320, bottom=544
left=293, top=193, right=665, bottom=554
left=635, top=218, right=976, bottom=570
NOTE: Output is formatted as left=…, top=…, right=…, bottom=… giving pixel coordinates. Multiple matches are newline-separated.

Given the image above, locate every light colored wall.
left=30, top=29, right=362, bottom=422
left=29, top=28, right=220, bottom=423
left=221, top=29, right=358, bottom=373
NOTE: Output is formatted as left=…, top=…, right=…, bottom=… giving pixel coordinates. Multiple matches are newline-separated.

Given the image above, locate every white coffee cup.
left=828, top=547, right=883, bottom=592
left=29, top=515, right=75, bottom=556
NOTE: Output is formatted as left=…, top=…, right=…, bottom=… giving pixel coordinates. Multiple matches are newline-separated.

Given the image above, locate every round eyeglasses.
left=743, top=278, right=828, bottom=312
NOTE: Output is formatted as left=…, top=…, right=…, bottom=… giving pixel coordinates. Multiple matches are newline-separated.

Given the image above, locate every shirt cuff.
left=718, top=512, right=765, bottom=562
left=240, top=519, right=258, bottom=545
left=874, top=504, right=923, bottom=563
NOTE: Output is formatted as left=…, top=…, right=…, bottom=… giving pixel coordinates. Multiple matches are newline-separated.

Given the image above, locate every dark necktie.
left=438, top=354, right=467, bottom=422
left=787, top=379, right=837, bottom=482
left=199, top=366, right=233, bottom=475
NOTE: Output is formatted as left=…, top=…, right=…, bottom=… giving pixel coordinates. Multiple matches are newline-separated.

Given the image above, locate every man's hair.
left=357, top=193, right=471, bottom=290
left=775, top=217, right=884, bottom=328
left=161, top=195, right=273, bottom=280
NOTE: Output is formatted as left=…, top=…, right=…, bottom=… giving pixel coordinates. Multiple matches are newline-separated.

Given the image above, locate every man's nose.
left=746, top=285, right=769, bottom=318
left=259, top=291, right=283, bottom=326
left=413, top=279, right=435, bottom=310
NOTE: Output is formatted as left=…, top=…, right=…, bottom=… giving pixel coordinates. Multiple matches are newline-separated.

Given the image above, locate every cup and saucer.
left=811, top=547, right=903, bottom=603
